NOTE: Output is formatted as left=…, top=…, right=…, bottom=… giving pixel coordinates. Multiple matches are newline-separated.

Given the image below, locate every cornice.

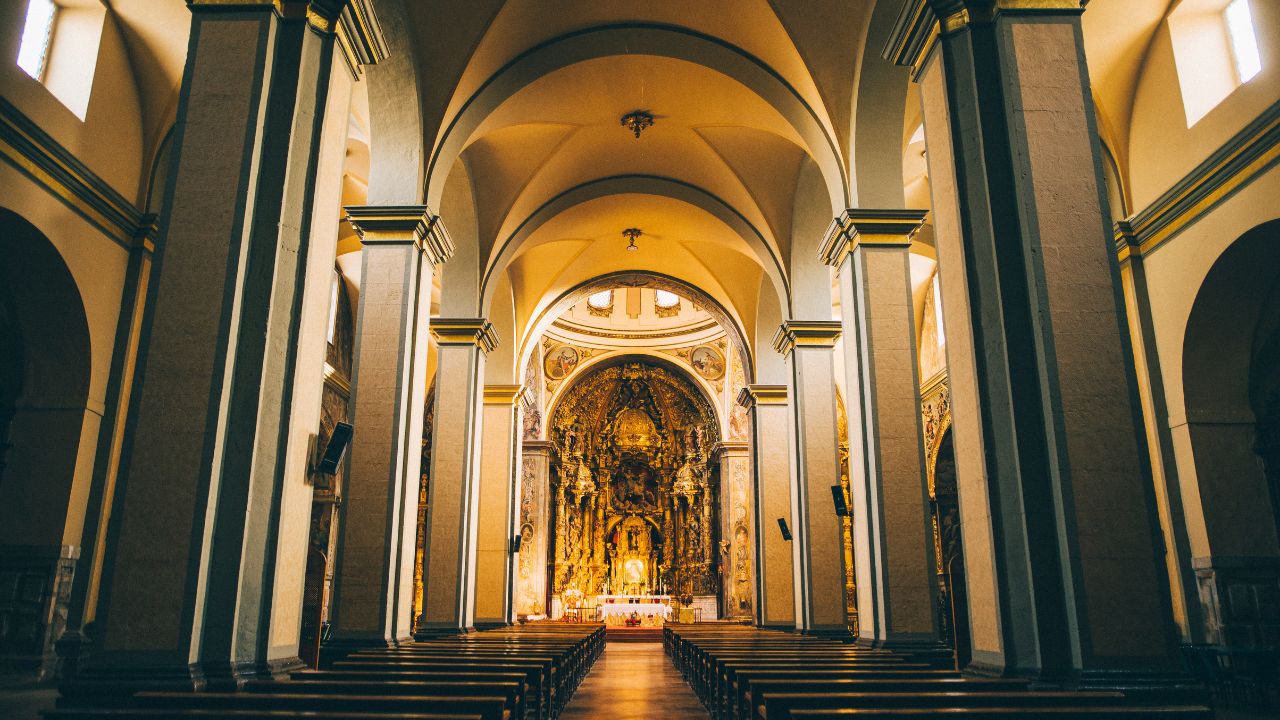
left=884, top=1, right=1083, bottom=77
left=819, top=208, right=928, bottom=267
left=1116, top=99, right=1280, bottom=263
left=344, top=205, right=454, bottom=265
left=335, top=0, right=387, bottom=76
left=737, top=384, right=788, bottom=408
left=772, top=321, right=842, bottom=355
left=431, top=318, right=499, bottom=353
left=483, top=384, right=526, bottom=406
left=523, top=440, right=554, bottom=453
left=0, top=97, right=144, bottom=250
left=713, top=441, right=750, bottom=458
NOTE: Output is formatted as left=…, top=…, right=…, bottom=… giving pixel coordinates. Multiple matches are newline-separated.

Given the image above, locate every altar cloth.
left=598, top=602, right=672, bottom=620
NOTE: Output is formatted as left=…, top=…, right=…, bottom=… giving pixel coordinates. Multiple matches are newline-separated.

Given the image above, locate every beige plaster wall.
left=1128, top=2, right=1280, bottom=209
left=0, top=3, right=147, bottom=202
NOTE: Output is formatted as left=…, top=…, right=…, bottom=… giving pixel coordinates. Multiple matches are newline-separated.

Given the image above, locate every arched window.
left=587, top=290, right=612, bottom=309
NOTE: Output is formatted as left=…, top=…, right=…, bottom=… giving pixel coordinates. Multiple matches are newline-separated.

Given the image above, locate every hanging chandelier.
left=620, top=110, right=655, bottom=139
left=622, top=228, right=642, bottom=252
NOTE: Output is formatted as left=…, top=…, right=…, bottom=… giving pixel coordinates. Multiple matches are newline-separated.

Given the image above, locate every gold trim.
left=942, top=9, right=970, bottom=33
left=737, top=385, right=788, bottom=408
left=345, top=205, right=454, bottom=265
left=1116, top=110, right=1280, bottom=262
left=819, top=209, right=928, bottom=268
left=0, top=99, right=143, bottom=248
left=772, top=321, right=842, bottom=355
left=323, top=361, right=351, bottom=396
left=431, top=318, right=499, bottom=353
left=484, top=384, right=525, bottom=406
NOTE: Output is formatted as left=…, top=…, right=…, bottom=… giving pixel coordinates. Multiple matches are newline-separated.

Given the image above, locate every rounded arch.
left=542, top=348, right=726, bottom=437
left=545, top=351, right=723, bottom=448
left=0, top=208, right=93, bottom=546
left=480, top=175, right=791, bottom=314
left=1181, top=219, right=1280, bottom=557
left=516, top=271, right=754, bottom=391
left=426, top=23, right=848, bottom=214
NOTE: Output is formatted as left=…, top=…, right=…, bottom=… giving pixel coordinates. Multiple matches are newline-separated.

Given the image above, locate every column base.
left=318, top=638, right=396, bottom=668
left=473, top=621, right=511, bottom=631
left=1072, top=669, right=1207, bottom=705
left=413, top=626, right=470, bottom=641
left=756, top=623, right=797, bottom=633
left=856, top=636, right=954, bottom=665
left=800, top=627, right=856, bottom=642
left=59, top=663, right=207, bottom=700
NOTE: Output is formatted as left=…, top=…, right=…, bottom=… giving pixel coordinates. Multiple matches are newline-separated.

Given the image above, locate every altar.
left=596, top=595, right=672, bottom=626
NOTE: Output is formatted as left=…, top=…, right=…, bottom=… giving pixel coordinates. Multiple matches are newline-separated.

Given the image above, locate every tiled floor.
left=560, top=641, right=709, bottom=719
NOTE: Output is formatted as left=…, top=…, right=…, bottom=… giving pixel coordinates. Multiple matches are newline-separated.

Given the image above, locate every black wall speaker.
left=511, top=535, right=523, bottom=554
left=317, top=422, right=353, bottom=475
left=777, top=517, right=792, bottom=541
left=831, top=485, right=850, bottom=517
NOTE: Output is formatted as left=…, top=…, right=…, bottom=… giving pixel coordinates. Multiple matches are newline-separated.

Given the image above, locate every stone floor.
left=560, top=641, right=708, bottom=719
left=0, top=686, right=56, bottom=720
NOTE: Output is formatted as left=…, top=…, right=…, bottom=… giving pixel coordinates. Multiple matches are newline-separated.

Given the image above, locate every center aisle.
left=559, top=642, right=709, bottom=720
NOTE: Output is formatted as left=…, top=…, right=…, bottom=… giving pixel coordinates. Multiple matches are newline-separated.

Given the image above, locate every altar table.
left=598, top=602, right=672, bottom=623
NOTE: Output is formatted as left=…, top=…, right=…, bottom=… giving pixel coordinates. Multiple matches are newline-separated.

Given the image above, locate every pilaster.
left=327, top=206, right=445, bottom=661
left=714, top=441, right=753, bottom=620
left=475, top=384, right=525, bottom=628
left=824, top=209, right=941, bottom=650
left=417, top=319, right=497, bottom=635
left=889, top=0, right=1182, bottom=681
left=772, top=321, right=848, bottom=636
left=515, top=441, right=553, bottom=619
left=738, top=386, right=795, bottom=629
left=68, top=1, right=353, bottom=694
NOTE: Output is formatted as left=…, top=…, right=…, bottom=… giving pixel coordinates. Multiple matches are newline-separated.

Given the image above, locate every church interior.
left=0, top=0, right=1277, bottom=718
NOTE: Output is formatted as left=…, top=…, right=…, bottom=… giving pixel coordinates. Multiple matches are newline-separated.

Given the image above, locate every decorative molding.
left=884, top=0, right=1084, bottom=76
left=322, top=361, right=351, bottom=396
left=0, top=98, right=144, bottom=250
left=483, top=384, right=526, bottom=406
left=335, top=0, right=387, bottom=75
left=549, top=318, right=720, bottom=341
left=344, top=205, right=454, bottom=265
left=819, top=208, right=928, bottom=268
left=431, top=318, right=499, bottom=353
left=1116, top=99, right=1280, bottom=263
left=772, top=321, right=842, bottom=355
left=737, top=385, right=788, bottom=408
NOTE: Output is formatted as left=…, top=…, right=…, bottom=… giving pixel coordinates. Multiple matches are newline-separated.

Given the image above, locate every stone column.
left=474, top=385, right=524, bottom=628
left=738, top=386, right=795, bottom=629
left=821, top=210, right=940, bottom=649
left=70, top=2, right=354, bottom=693
left=715, top=441, right=753, bottom=620
left=774, top=321, right=848, bottom=635
left=888, top=0, right=1180, bottom=680
left=515, top=441, right=552, bottom=618
left=327, top=208, right=451, bottom=657
left=417, top=319, right=497, bottom=636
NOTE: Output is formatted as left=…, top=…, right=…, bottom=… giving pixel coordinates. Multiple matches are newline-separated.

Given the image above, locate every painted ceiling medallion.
left=620, top=109, right=655, bottom=139
left=622, top=227, right=642, bottom=252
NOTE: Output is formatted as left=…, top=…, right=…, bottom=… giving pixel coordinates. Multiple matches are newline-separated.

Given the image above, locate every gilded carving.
left=548, top=361, right=721, bottom=604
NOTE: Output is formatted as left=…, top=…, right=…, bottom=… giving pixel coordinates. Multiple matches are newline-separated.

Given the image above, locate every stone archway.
left=1181, top=219, right=1280, bottom=649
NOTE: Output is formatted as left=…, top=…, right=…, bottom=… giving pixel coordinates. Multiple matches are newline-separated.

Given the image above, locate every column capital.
left=819, top=209, right=928, bottom=268
left=713, top=441, right=750, bottom=458
left=345, top=205, right=454, bottom=266
left=522, top=440, right=554, bottom=454
left=884, top=0, right=1083, bottom=74
left=483, top=384, right=526, bottom=406
left=773, top=321, right=842, bottom=355
left=431, top=318, right=499, bottom=353
left=737, top=384, right=789, bottom=408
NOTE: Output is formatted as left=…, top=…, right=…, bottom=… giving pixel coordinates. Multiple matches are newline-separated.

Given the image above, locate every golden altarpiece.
left=548, top=361, right=721, bottom=611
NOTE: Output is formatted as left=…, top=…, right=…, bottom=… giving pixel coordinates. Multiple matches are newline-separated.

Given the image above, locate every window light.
left=1225, top=0, right=1262, bottom=83
left=587, top=290, right=612, bottom=309
left=654, top=290, right=680, bottom=309
left=17, top=0, right=57, bottom=80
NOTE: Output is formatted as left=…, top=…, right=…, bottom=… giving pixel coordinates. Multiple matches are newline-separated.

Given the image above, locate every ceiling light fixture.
left=623, top=227, right=642, bottom=252
left=620, top=110, right=654, bottom=139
